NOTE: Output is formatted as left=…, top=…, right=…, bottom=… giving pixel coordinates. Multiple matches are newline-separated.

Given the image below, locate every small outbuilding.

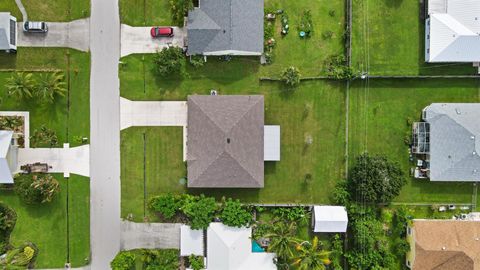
left=312, top=206, right=348, bottom=233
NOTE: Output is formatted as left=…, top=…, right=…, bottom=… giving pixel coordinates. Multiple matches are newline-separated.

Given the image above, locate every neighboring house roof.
left=0, top=12, right=15, bottom=50
left=186, top=0, right=264, bottom=55
left=426, top=0, right=480, bottom=62
left=180, top=225, right=204, bottom=256
left=187, top=95, right=264, bottom=188
left=313, top=206, right=348, bottom=233
left=207, top=222, right=276, bottom=270
left=411, top=220, right=480, bottom=270
left=0, top=130, right=14, bottom=184
left=423, top=103, right=480, bottom=181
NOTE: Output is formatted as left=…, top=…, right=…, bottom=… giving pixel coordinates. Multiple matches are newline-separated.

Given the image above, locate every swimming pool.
left=252, top=240, right=265, bottom=252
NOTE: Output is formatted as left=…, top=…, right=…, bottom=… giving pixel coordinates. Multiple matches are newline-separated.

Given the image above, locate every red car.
left=150, top=27, right=174, bottom=37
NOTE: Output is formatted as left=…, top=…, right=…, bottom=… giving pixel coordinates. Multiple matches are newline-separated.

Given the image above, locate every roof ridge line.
left=226, top=96, right=263, bottom=133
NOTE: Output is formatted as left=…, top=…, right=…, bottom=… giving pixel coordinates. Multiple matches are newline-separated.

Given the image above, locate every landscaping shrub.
left=0, top=203, right=16, bottom=254
left=149, top=194, right=183, bottom=219
left=153, top=47, right=185, bottom=76
left=219, top=198, right=253, bottom=227
left=110, top=251, right=136, bottom=270
left=189, top=55, right=205, bottom=68
left=0, top=242, right=38, bottom=268
left=169, top=0, right=193, bottom=26
left=281, top=66, right=301, bottom=87
left=5, top=72, right=34, bottom=101
left=324, top=55, right=355, bottom=80
left=14, top=174, right=60, bottom=204
left=272, top=207, right=309, bottom=224
left=35, top=72, right=67, bottom=104
left=30, top=125, right=59, bottom=147
left=141, top=249, right=179, bottom=270
left=0, top=116, right=24, bottom=133
left=182, top=195, right=217, bottom=230
left=188, top=254, right=204, bottom=270
left=298, top=10, right=313, bottom=37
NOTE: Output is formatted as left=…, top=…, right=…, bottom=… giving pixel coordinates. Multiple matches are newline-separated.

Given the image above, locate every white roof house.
left=425, top=0, right=480, bottom=62
left=313, top=206, right=348, bottom=233
left=206, top=223, right=276, bottom=270
left=0, top=130, right=17, bottom=184
left=0, top=12, right=17, bottom=52
left=180, top=225, right=204, bottom=256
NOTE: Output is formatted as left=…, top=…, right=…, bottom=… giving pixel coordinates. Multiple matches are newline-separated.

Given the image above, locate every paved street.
left=89, top=0, right=121, bottom=268
left=17, top=19, right=90, bottom=52
left=120, top=24, right=185, bottom=57
left=120, top=221, right=181, bottom=250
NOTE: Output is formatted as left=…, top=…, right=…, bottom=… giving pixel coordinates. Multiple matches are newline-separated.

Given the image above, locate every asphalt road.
left=89, top=0, right=121, bottom=268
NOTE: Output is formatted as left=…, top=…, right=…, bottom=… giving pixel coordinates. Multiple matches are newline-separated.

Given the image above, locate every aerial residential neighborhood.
left=0, top=0, right=480, bottom=269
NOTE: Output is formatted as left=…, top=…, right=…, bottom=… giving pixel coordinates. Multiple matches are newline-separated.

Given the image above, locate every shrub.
left=189, top=55, right=205, bottom=68
left=0, top=203, right=16, bottom=254
left=272, top=207, right=309, bottom=224
left=30, top=125, right=58, bottom=147
left=153, top=47, right=185, bottom=76
left=281, top=66, right=301, bottom=87
left=188, top=254, right=205, bottom=270
left=111, top=251, right=136, bottom=270
left=0, top=243, right=38, bottom=268
left=220, top=198, right=253, bottom=227
left=182, top=195, right=217, bottom=230
left=324, top=55, right=355, bottom=80
left=149, top=194, right=183, bottom=219
left=14, top=174, right=60, bottom=204
left=170, top=0, right=193, bottom=25
left=142, top=249, right=179, bottom=270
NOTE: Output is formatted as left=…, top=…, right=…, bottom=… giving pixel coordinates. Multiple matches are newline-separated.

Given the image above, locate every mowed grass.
left=21, top=0, right=90, bottom=21
left=0, top=175, right=90, bottom=268
left=120, top=55, right=346, bottom=221
left=120, top=0, right=174, bottom=26
left=351, top=0, right=476, bottom=75
left=349, top=78, right=480, bottom=203
left=0, top=0, right=22, bottom=19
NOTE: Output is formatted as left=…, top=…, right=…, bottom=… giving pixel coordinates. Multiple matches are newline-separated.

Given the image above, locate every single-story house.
left=425, top=0, right=480, bottom=63
left=180, top=225, right=204, bottom=257
left=186, top=0, right=263, bottom=56
left=406, top=219, right=480, bottom=269
left=412, top=103, right=480, bottom=181
left=0, top=12, right=17, bottom=53
left=186, top=95, right=280, bottom=188
left=180, top=223, right=277, bottom=270
left=312, top=206, right=348, bottom=233
left=0, top=130, right=18, bottom=184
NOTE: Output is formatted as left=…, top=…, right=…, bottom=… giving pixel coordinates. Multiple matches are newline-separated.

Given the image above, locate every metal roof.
left=0, top=13, right=13, bottom=50
left=187, top=95, right=264, bottom=188
left=180, top=225, right=204, bottom=256
left=313, top=206, right=348, bottom=233
left=186, top=0, right=264, bottom=55
left=0, top=130, right=14, bottom=184
left=264, top=125, right=280, bottom=161
left=423, top=103, right=480, bottom=181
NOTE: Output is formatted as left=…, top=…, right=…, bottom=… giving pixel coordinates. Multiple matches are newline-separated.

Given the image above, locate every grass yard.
left=21, top=0, right=90, bottom=21
left=351, top=0, right=477, bottom=75
left=0, top=0, right=21, bottom=19
left=119, top=0, right=174, bottom=26
left=0, top=175, right=90, bottom=268
left=348, top=78, right=480, bottom=203
left=120, top=55, right=346, bottom=221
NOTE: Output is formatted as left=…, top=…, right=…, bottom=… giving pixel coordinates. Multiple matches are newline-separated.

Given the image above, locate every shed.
left=180, top=225, right=204, bottom=256
left=264, top=125, right=280, bottom=161
left=313, top=206, right=348, bottom=233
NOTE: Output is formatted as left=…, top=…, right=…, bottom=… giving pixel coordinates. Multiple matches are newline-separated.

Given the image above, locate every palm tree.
left=264, top=222, right=300, bottom=260
left=5, top=72, right=34, bottom=100
left=35, top=72, right=67, bottom=103
left=292, top=236, right=331, bottom=270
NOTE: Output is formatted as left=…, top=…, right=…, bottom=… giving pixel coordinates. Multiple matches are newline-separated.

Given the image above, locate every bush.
left=111, top=251, right=136, bottom=270
left=30, top=125, right=58, bottom=147
left=0, top=243, right=38, bottom=268
left=281, top=66, right=301, bottom=87
left=169, top=0, right=193, bottom=25
left=182, top=195, right=217, bottom=230
left=324, top=55, right=355, bottom=80
left=189, top=55, right=205, bottom=68
left=219, top=198, right=253, bottom=227
left=142, top=249, right=179, bottom=270
left=153, top=47, right=185, bottom=76
left=0, top=203, right=16, bottom=254
left=272, top=207, right=309, bottom=224
left=188, top=254, right=204, bottom=270
left=149, top=194, right=183, bottom=219
left=14, top=174, right=60, bottom=204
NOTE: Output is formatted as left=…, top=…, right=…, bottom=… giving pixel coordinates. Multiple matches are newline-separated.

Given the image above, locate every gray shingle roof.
left=186, top=0, right=264, bottom=55
left=424, top=103, right=480, bottom=181
left=187, top=95, right=264, bottom=188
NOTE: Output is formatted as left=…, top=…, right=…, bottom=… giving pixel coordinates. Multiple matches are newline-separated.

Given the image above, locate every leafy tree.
left=219, top=198, right=252, bottom=227
left=6, top=72, right=34, bottom=100
left=292, top=236, right=331, bottom=270
left=111, top=251, right=136, bottom=270
left=188, top=254, right=204, bottom=270
left=34, top=72, right=67, bottom=103
left=170, top=0, right=193, bottom=25
left=348, top=153, right=405, bottom=204
left=324, top=55, right=355, bottom=80
left=264, top=222, right=300, bottom=260
left=281, top=66, right=301, bottom=87
left=149, top=194, right=183, bottom=219
left=182, top=194, right=216, bottom=230
left=141, top=249, right=179, bottom=270
left=14, top=174, right=60, bottom=204
left=153, top=47, right=185, bottom=76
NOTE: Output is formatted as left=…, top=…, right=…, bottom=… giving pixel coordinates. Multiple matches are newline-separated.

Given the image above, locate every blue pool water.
left=252, top=241, right=265, bottom=252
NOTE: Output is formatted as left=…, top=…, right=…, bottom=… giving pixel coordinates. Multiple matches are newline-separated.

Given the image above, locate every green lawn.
left=119, top=0, right=174, bottom=26
left=351, top=0, right=477, bottom=75
left=120, top=56, right=346, bottom=221
left=348, top=78, right=480, bottom=203
left=22, top=0, right=90, bottom=21
left=0, top=175, right=90, bottom=268
left=0, top=0, right=21, bottom=19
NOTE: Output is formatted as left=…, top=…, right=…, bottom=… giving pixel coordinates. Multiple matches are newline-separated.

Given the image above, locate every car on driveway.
left=150, top=27, right=174, bottom=38
left=23, top=21, right=48, bottom=33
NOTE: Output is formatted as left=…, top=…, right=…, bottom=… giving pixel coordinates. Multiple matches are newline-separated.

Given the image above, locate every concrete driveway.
left=120, top=24, right=185, bottom=57
left=120, top=221, right=181, bottom=250
left=17, top=19, right=90, bottom=51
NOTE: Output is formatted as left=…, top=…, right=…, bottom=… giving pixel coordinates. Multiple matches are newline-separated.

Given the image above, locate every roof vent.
left=474, top=151, right=477, bottom=156
left=227, top=138, right=231, bottom=144
left=474, top=169, right=478, bottom=174
left=442, top=247, right=446, bottom=250
left=471, top=136, right=475, bottom=140
left=455, top=108, right=461, bottom=115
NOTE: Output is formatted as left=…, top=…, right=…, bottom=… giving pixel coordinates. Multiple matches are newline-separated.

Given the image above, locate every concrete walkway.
left=120, top=97, right=187, bottom=130
left=17, top=19, right=90, bottom=52
left=14, top=0, right=27, bottom=21
left=17, top=144, right=90, bottom=177
left=120, top=221, right=181, bottom=250
left=120, top=24, right=185, bottom=57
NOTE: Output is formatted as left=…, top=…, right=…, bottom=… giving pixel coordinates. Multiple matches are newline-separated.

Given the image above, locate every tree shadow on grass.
left=0, top=53, right=17, bottom=69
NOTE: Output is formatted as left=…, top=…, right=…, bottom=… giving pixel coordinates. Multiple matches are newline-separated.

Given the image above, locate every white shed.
left=180, top=225, right=204, bottom=256
left=313, top=206, right=348, bottom=233
left=264, top=125, right=280, bottom=161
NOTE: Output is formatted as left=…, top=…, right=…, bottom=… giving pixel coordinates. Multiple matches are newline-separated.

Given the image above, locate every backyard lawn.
left=120, top=56, right=346, bottom=221
left=0, top=175, right=90, bottom=268
left=119, top=0, right=174, bottom=26
left=348, top=78, right=480, bottom=203
left=0, top=0, right=21, bottom=19
left=351, top=0, right=476, bottom=75
left=22, top=0, right=90, bottom=21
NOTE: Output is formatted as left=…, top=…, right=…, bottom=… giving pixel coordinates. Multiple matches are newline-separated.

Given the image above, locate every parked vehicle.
left=150, top=27, right=174, bottom=37
left=23, top=21, right=48, bottom=33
